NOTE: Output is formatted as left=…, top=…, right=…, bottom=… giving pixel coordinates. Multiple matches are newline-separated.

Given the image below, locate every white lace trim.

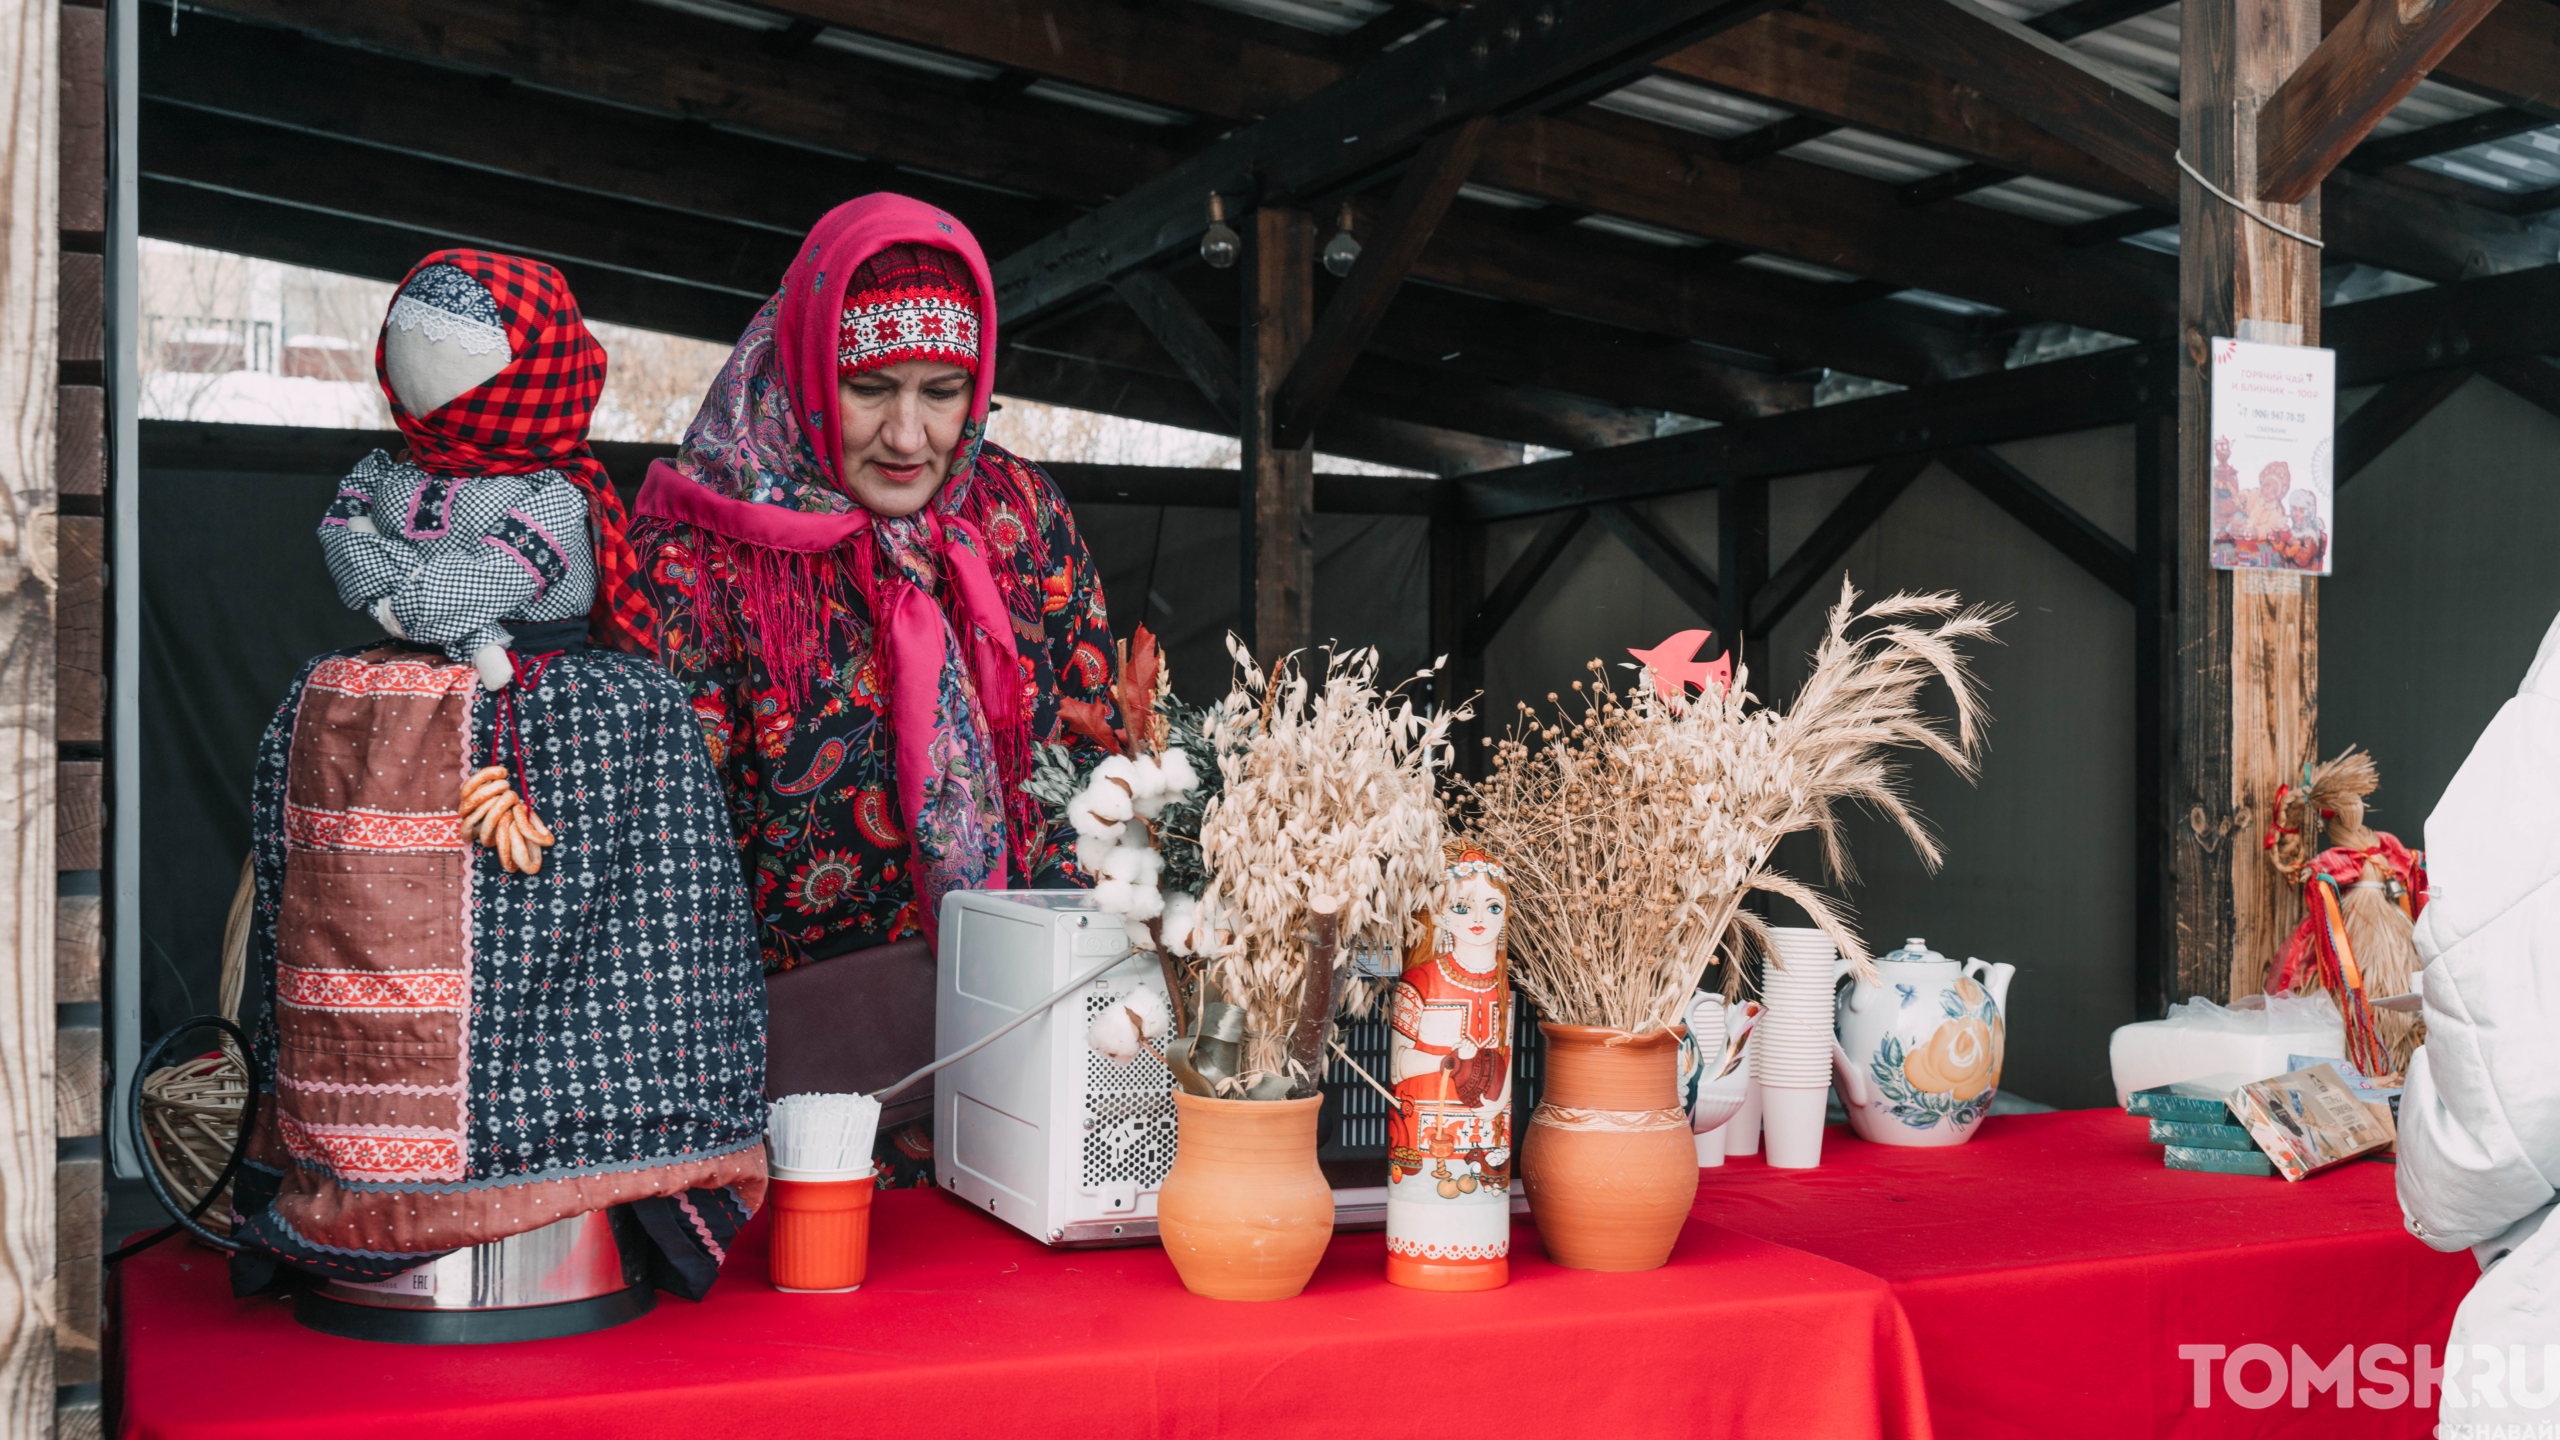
left=386, top=295, right=509, bottom=357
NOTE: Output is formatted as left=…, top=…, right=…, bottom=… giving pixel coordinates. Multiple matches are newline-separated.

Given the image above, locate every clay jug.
left=1520, top=1023, right=1697, bottom=1271
left=1156, top=1092, right=1334, bottom=1300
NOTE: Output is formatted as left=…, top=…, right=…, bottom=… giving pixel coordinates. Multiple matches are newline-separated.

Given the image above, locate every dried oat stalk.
left=1195, top=642, right=1458, bottom=1095
left=1466, top=579, right=2003, bottom=1034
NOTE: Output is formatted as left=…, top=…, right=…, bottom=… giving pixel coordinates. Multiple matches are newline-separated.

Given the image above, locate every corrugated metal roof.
left=1590, top=75, right=1782, bottom=138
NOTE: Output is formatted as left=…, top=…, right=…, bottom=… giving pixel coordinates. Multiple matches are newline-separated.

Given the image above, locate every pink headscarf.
left=637, top=195, right=1040, bottom=924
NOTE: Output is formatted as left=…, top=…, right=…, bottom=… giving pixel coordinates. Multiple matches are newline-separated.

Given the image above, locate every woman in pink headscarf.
left=632, top=197, right=1120, bottom=995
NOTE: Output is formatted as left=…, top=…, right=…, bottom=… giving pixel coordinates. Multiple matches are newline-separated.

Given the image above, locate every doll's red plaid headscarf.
left=376, top=250, right=656, bottom=656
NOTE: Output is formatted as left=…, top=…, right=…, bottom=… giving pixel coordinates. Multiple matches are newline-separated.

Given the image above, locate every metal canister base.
left=299, top=1207, right=653, bottom=1343
left=298, top=1282, right=654, bottom=1345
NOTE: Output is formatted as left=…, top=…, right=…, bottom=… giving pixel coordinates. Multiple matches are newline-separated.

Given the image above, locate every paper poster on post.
left=2209, top=337, right=2335, bottom=575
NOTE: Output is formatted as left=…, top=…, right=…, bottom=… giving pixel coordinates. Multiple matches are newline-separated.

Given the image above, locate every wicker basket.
left=138, top=858, right=253, bottom=1235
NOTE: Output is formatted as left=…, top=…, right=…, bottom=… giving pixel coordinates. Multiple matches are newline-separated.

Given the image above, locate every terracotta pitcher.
left=1520, top=1023, right=1697, bottom=1271
left=1156, top=1092, right=1334, bottom=1300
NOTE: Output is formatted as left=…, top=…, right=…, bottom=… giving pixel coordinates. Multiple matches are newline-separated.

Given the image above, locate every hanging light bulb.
left=1199, top=194, right=1241, bottom=270
left=1322, top=202, right=1362, bottom=278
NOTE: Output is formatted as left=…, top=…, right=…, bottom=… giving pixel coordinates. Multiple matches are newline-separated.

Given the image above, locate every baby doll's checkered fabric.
left=375, top=249, right=656, bottom=655
left=319, top=450, right=595, bottom=663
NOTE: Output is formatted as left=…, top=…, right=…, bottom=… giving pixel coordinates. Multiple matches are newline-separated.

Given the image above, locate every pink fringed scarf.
left=635, top=195, right=1042, bottom=925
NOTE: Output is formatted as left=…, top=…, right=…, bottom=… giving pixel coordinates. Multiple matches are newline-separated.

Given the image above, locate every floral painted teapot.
left=1832, top=939, right=2014, bottom=1147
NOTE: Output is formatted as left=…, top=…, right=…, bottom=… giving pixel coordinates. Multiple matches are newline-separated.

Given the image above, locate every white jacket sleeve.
left=2397, top=610, right=2560, bottom=1252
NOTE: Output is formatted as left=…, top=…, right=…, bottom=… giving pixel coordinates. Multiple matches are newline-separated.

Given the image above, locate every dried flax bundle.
left=1196, top=642, right=1457, bottom=1091
left=1468, top=579, right=2003, bottom=1035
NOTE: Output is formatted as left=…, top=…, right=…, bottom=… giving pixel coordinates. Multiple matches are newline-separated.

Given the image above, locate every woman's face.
left=1443, top=874, right=1506, bottom=958
left=838, top=359, right=972, bottom=517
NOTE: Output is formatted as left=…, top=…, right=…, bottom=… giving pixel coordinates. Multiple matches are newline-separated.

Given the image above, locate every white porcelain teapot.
left=1831, top=938, right=2014, bottom=1148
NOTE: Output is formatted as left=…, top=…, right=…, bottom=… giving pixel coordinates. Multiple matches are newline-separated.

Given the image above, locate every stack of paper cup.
left=1755, top=927, right=1843, bottom=1169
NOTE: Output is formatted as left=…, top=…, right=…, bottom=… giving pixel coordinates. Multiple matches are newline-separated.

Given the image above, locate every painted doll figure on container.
left=230, top=251, right=769, bottom=1302
left=1386, top=842, right=1515, bottom=1291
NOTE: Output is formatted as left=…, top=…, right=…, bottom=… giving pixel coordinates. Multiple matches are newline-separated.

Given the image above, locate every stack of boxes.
left=2125, top=1074, right=2276, bottom=1178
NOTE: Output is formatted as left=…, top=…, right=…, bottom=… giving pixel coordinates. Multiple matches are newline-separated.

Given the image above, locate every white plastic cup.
left=1762, top=1085, right=1830, bottom=1169
left=1724, top=1075, right=1763, bottom=1156
left=1695, top=1130, right=1728, bottom=1167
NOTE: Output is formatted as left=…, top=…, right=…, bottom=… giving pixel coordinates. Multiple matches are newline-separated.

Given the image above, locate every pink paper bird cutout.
left=1627, top=629, right=1733, bottom=700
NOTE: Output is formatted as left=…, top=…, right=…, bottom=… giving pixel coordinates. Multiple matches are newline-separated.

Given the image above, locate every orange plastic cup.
left=768, top=1165, right=876, bottom=1293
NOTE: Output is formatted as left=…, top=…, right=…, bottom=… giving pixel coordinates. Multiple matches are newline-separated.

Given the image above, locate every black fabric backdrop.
left=137, top=460, right=1427, bottom=1047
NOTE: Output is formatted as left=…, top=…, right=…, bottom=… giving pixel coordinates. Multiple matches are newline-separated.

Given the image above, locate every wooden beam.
left=2344, top=0, right=2560, bottom=122
left=994, top=0, right=1791, bottom=322
left=1749, top=451, right=1932, bottom=632
left=1468, top=108, right=2177, bottom=340
left=2345, top=105, right=2546, bottom=172
left=2179, top=0, right=2323, bottom=1006
left=1364, top=284, right=1817, bottom=422
left=1660, top=5, right=2538, bottom=281
left=1592, top=504, right=1718, bottom=623
left=1937, top=446, right=2135, bottom=600
left=2256, top=0, right=2509, bottom=205
left=1242, top=209, right=1317, bottom=658
left=768, top=0, right=1341, bottom=124
left=1400, top=203, right=2005, bottom=385
left=1110, top=268, right=1243, bottom=428
left=1450, top=256, right=2560, bottom=522
left=2030, top=0, right=2179, bottom=40
left=2335, top=367, right=2474, bottom=484
left=1018, top=302, right=1662, bottom=452
left=140, top=106, right=785, bottom=318
left=182, top=0, right=1174, bottom=208
left=140, top=11, right=1068, bottom=251
left=1274, top=117, right=1493, bottom=448
left=1457, top=340, right=2176, bottom=521
left=1813, top=0, right=2181, bottom=200
left=0, top=0, right=56, bottom=1428
left=995, top=345, right=1523, bottom=477
left=1466, top=509, right=1589, bottom=653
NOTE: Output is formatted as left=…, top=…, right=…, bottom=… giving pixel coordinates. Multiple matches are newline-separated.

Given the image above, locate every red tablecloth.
left=117, top=1191, right=1930, bottom=1440
left=1694, top=1109, right=2479, bottom=1440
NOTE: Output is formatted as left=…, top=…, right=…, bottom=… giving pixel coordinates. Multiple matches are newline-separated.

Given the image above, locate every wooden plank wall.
left=0, top=0, right=63, bottom=1431
left=57, top=1, right=102, bottom=1434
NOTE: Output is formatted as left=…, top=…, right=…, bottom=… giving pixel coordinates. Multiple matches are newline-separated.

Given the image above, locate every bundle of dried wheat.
left=1195, top=642, right=1458, bottom=1093
left=1468, top=580, right=2002, bottom=1035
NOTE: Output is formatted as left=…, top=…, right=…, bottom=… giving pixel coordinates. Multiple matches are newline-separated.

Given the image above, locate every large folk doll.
left=1387, top=842, right=1515, bottom=1291
left=230, top=251, right=769, bottom=1300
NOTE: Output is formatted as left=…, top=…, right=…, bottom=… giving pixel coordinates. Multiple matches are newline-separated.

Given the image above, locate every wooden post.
left=1717, top=476, right=1769, bottom=671
left=2175, top=0, right=2322, bottom=1004
left=0, top=0, right=61, bottom=1430
left=1239, top=208, right=1314, bottom=660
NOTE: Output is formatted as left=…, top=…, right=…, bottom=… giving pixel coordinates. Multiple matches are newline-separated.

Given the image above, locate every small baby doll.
left=318, top=260, right=598, bottom=694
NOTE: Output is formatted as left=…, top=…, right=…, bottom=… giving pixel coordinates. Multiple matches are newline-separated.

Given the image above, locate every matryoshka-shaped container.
left=1833, top=938, right=2015, bottom=1147
left=1385, top=842, right=1514, bottom=1291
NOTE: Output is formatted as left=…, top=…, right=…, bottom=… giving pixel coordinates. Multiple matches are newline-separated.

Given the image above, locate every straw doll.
left=2264, top=747, right=2428, bottom=1077
left=1386, top=842, right=1515, bottom=1292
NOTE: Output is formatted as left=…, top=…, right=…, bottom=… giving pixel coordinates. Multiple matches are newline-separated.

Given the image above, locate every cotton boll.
left=1075, top=831, right=1116, bottom=875
left=1100, top=846, right=1145, bottom=885
left=1093, top=755, right=1140, bottom=793
left=1087, top=1004, right=1142, bottom=1062
left=1122, top=883, right=1165, bottom=922
left=1070, top=778, right=1133, bottom=835
left=1094, top=878, right=1135, bottom=913
left=1121, top=987, right=1171, bottom=1041
left=1157, top=749, right=1199, bottom=796
left=1160, top=893, right=1198, bottom=957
